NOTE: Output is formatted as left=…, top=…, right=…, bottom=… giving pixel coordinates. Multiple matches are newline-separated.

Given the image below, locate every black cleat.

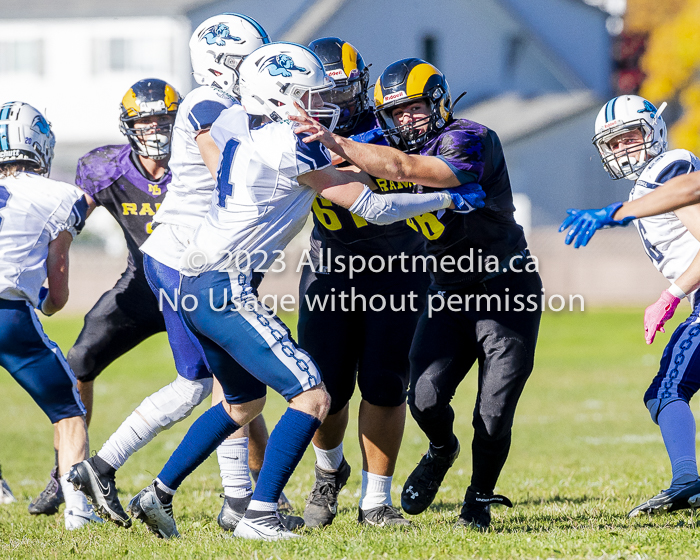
left=218, top=494, right=249, bottom=532
left=128, top=484, right=179, bottom=539
left=68, top=458, right=131, bottom=527
left=28, top=467, right=63, bottom=515
left=303, top=458, right=351, bottom=528
left=358, top=504, right=411, bottom=527
left=454, top=488, right=513, bottom=531
left=401, top=440, right=460, bottom=515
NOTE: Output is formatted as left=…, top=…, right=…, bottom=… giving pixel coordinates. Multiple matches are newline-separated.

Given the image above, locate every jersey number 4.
left=217, top=138, right=240, bottom=207
left=0, top=185, right=10, bottom=231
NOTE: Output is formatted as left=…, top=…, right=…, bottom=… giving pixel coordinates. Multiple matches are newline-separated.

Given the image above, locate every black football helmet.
left=308, top=37, right=370, bottom=134
left=119, top=78, right=181, bottom=160
left=374, top=58, right=452, bottom=151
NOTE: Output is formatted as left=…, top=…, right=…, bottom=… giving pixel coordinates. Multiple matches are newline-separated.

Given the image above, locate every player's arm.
left=299, top=165, right=484, bottom=224
left=643, top=202, right=700, bottom=344
left=612, top=171, right=700, bottom=221
left=290, top=104, right=460, bottom=188
left=196, top=130, right=221, bottom=180
left=41, top=231, right=73, bottom=315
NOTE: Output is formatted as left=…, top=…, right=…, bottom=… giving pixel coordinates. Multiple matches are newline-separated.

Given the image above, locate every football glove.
left=37, top=286, right=54, bottom=316
left=559, top=202, right=635, bottom=248
left=349, top=127, right=384, bottom=144
left=447, top=183, right=486, bottom=214
left=644, top=290, right=680, bottom=345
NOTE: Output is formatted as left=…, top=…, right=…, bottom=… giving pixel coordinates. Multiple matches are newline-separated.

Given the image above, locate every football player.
left=292, top=57, right=543, bottom=530
left=126, top=41, right=484, bottom=541
left=28, top=78, right=183, bottom=519
left=298, top=37, right=428, bottom=528
left=70, top=15, right=301, bottom=532
left=562, top=95, right=700, bottom=517
left=0, top=101, right=101, bottom=529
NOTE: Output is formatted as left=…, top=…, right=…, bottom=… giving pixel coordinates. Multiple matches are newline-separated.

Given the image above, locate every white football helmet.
left=189, top=13, right=270, bottom=96
left=593, top=94, right=668, bottom=180
left=238, top=42, right=340, bottom=131
left=0, top=101, right=55, bottom=175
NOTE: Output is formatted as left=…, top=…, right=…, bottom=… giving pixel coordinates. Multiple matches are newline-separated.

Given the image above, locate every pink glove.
left=644, top=290, right=680, bottom=345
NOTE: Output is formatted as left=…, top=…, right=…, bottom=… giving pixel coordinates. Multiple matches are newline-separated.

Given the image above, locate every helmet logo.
left=383, top=91, right=407, bottom=103
left=327, top=69, right=347, bottom=79
left=31, top=115, right=51, bottom=136
left=202, top=24, right=241, bottom=46
left=262, top=54, right=308, bottom=77
left=638, top=100, right=658, bottom=118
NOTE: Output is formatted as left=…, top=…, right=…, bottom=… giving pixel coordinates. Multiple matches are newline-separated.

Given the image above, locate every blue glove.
left=349, top=127, right=384, bottom=144
left=37, top=286, right=53, bottom=316
left=559, top=202, right=635, bottom=248
left=447, top=183, right=486, bottom=214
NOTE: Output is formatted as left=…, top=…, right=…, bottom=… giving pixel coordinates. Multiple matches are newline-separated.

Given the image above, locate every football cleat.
left=454, top=488, right=513, bottom=531
left=28, top=467, right=63, bottom=514
left=68, top=458, right=131, bottom=527
left=303, top=458, right=351, bottom=528
left=128, top=484, right=179, bottom=539
left=358, top=504, right=411, bottom=527
left=0, top=476, right=17, bottom=504
left=218, top=494, right=249, bottom=532
left=233, top=512, right=302, bottom=541
left=628, top=478, right=700, bottom=518
left=64, top=506, right=104, bottom=530
left=401, top=440, right=460, bottom=515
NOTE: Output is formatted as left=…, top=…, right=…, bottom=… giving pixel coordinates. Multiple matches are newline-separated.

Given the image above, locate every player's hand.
left=559, top=202, right=635, bottom=248
left=447, top=183, right=486, bottom=214
left=290, top=103, right=340, bottom=151
left=644, top=290, right=680, bottom=344
left=37, top=286, right=54, bottom=316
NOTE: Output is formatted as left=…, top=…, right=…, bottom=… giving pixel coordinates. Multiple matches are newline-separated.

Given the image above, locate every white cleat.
left=233, top=513, right=302, bottom=541
left=0, top=478, right=17, bottom=504
left=64, top=506, right=105, bottom=530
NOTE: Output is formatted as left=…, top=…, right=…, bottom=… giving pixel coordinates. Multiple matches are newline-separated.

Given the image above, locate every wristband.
left=668, top=283, right=687, bottom=299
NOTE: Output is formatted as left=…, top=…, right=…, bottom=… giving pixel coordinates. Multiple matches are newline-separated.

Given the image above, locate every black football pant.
left=408, top=269, right=542, bottom=495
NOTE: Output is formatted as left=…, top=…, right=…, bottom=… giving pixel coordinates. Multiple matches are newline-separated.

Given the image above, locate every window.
left=92, top=37, right=171, bottom=75
left=0, top=40, right=43, bottom=75
left=422, top=35, right=438, bottom=66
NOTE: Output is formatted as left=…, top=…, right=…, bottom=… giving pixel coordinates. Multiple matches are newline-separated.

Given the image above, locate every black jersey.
left=308, top=112, right=424, bottom=268
left=76, top=144, right=170, bottom=267
left=416, top=119, right=527, bottom=289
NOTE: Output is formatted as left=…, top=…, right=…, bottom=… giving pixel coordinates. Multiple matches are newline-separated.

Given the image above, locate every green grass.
left=1, top=308, right=698, bottom=559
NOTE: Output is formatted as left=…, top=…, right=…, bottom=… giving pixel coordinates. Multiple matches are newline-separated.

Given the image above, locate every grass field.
left=1, top=307, right=698, bottom=559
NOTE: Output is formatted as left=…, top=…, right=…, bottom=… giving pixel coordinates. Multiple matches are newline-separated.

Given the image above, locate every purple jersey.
left=76, top=145, right=170, bottom=265
left=308, top=111, right=424, bottom=266
left=418, top=119, right=527, bottom=289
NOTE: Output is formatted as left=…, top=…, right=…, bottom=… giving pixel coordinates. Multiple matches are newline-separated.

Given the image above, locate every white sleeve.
left=348, top=185, right=451, bottom=225
left=45, top=185, right=86, bottom=240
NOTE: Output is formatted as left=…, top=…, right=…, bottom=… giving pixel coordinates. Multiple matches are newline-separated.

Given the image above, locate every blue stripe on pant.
left=645, top=304, right=700, bottom=406
left=0, top=299, right=85, bottom=423
left=143, top=253, right=212, bottom=381
left=180, top=270, right=321, bottom=403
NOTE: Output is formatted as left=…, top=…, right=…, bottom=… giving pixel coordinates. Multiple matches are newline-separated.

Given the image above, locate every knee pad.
left=409, top=373, right=441, bottom=415
left=66, top=345, right=98, bottom=383
left=646, top=396, right=685, bottom=425
left=137, top=376, right=214, bottom=429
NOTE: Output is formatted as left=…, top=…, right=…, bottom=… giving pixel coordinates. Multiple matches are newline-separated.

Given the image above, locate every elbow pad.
left=348, top=185, right=450, bottom=226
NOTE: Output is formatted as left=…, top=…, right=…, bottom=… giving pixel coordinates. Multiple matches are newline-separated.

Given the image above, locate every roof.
left=0, top=0, right=202, bottom=18
left=456, top=90, right=600, bottom=144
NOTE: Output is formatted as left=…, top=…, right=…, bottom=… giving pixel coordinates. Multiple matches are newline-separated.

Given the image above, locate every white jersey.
left=0, top=172, right=84, bottom=306
left=141, top=85, right=236, bottom=269
left=630, top=149, right=700, bottom=284
left=180, top=105, right=333, bottom=276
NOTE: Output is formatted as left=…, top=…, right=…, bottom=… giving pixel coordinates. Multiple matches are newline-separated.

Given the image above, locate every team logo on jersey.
left=31, top=115, right=51, bottom=136
left=638, top=100, right=658, bottom=118
left=262, top=55, right=308, bottom=77
left=202, top=23, right=241, bottom=46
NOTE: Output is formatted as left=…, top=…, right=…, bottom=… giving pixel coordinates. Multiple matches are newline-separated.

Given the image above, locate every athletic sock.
left=469, top=431, right=511, bottom=495
left=217, top=437, right=252, bottom=499
left=658, top=400, right=699, bottom=486
left=154, top=480, right=175, bottom=504
left=157, top=402, right=240, bottom=491
left=245, top=408, right=320, bottom=515
left=359, top=470, right=392, bottom=510
left=91, top=454, right=116, bottom=478
left=60, top=473, right=88, bottom=511
left=313, top=442, right=344, bottom=471
left=98, top=410, right=163, bottom=470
